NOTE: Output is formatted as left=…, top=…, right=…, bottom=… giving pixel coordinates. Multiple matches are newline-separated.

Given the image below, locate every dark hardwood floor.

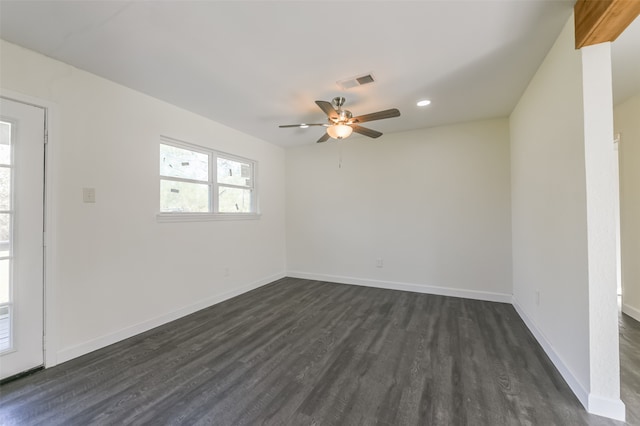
left=0, top=277, right=630, bottom=425
left=620, top=308, right=640, bottom=426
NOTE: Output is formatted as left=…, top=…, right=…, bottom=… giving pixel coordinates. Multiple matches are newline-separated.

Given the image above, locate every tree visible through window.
left=159, top=137, right=256, bottom=215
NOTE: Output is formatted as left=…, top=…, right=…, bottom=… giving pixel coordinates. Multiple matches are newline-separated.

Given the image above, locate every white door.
left=0, top=97, right=45, bottom=380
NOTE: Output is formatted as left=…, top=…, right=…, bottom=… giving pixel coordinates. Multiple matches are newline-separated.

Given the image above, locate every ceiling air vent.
left=337, top=73, right=375, bottom=90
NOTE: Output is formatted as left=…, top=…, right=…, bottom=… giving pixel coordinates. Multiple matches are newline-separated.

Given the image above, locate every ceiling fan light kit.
left=279, top=96, right=400, bottom=143
left=326, top=124, right=353, bottom=139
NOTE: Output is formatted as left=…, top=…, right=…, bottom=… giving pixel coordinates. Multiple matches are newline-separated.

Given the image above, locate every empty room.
left=0, top=1, right=639, bottom=425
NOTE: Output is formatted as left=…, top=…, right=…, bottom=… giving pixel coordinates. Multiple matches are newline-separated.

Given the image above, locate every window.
left=0, top=120, right=13, bottom=352
left=159, top=137, right=257, bottom=220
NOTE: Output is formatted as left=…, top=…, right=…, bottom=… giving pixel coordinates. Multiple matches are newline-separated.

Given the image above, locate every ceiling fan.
left=279, top=97, right=401, bottom=143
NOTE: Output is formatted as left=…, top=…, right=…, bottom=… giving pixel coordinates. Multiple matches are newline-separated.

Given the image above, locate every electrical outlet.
left=224, top=267, right=230, bottom=277
left=376, top=258, right=383, bottom=268
left=536, top=290, right=540, bottom=306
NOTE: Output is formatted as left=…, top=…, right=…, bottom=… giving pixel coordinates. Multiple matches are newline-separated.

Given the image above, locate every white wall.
left=510, top=17, right=622, bottom=420
left=0, top=40, right=286, bottom=363
left=286, top=118, right=512, bottom=302
left=616, top=93, right=640, bottom=322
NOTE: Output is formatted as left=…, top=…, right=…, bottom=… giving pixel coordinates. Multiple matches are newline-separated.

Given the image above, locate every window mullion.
left=160, top=175, right=209, bottom=185
left=217, top=183, right=253, bottom=191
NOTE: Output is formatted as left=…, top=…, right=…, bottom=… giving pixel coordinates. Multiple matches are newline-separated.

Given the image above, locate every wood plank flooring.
left=620, top=309, right=640, bottom=426
left=0, top=278, right=631, bottom=425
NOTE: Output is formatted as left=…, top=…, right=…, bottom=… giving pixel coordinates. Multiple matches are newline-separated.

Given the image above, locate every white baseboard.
left=287, top=271, right=512, bottom=303
left=622, top=302, right=640, bottom=323
left=56, top=272, right=286, bottom=364
left=588, top=393, right=626, bottom=421
left=511, top=297, right=590, bottom=410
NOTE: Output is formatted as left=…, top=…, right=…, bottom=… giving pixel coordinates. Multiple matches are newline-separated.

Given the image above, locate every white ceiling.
left=0, top=1, right=637, bottom=148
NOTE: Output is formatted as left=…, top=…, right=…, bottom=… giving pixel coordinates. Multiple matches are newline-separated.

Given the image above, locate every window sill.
left=156, top=212, right=261, bottom=223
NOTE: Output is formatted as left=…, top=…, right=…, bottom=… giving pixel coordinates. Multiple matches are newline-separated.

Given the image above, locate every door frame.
left=0, top=89, right=59, bottom=369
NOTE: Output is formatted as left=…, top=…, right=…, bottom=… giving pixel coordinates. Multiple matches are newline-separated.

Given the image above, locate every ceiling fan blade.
left=316, top=133, right=331, bottom=143
left=351, top=124, right=382, bottom=139
left=315, top=100, right=338, bottom=120
left=279, top=123, right=327, bottom=128
left=352, top=108, right=400, bottom=123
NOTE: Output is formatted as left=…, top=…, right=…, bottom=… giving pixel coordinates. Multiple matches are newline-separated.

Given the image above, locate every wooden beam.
left=574, top=0, right=640, bottom=49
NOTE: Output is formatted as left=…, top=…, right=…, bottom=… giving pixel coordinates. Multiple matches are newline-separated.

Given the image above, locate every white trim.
left=156, top=212, right=261, bottom=222
left=511, top=297, right=589, bottom=410
left=287, top=271, right=512, bottom=303
left=0, top=89, right=60, bottom=369
left=588, top=393, right=626, bottom=421
left=622, top=302, right=640, bottom=323
left=56, top=272, right=285, bottom=364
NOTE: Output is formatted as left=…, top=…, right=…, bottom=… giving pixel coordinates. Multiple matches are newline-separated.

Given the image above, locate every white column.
left=581, top=42, right=625, bottom=421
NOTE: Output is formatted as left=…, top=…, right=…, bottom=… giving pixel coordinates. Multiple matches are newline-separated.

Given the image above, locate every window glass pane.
left=160, top=179, right=210, bottom=213
left=217, top=157, right=252, bottom=187
left=0, top=168, right=10, bottom=210
left=0, top=259, right=8, bottom=304
left=160, top=144, right=209, bottom=182
left=0, top=121, right=11, bottom=165
left=218, top=186, right=252, bottom=213
left=0, top=213, right=9, bottom=257
left=0, top=304, right=11, bottom=352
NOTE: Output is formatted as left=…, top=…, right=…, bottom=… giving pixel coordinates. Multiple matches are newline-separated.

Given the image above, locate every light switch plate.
left=83, top=187, right=96, bottom=203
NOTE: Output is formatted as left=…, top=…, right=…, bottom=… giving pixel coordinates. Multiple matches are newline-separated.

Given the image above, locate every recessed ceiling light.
left=300, top=124, right=309, bottom=128
left=417, top=100, right=431, bottom=107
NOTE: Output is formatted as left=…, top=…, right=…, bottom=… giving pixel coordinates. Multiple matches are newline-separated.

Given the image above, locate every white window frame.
left=157, top=136, right=259, bottom=222
left=0, top=117, right=15, bottom=354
